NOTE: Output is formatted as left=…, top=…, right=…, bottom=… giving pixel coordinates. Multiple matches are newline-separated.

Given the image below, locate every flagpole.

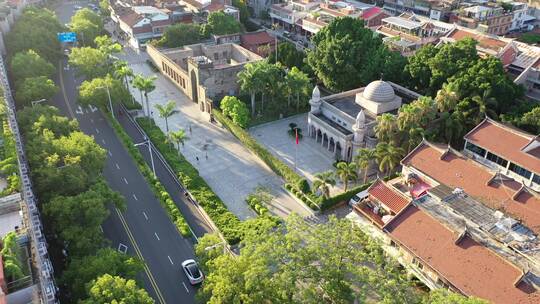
left=295, top=128, right=298, bottom=172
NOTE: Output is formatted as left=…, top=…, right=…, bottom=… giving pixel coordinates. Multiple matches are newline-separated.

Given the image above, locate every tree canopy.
left=78, top=74, right=129, bottom=109
left=6, top=7, right=63, bottom=62
left=157, top=23, right=203, bottom=48
left=220, top=96, right=250, bottom=127
left=307, top=17, right=404, bottom=92
left=82, top=274, right=154, bottom=304
left=70, top=8, right=104, bottom=46
left=68, top=47, right=110, bottom=79
left=15, top=76, right=58, bottom=107
left=202, top=11, right=243, bottom=36
left=10, top=50, right=55, bottom=83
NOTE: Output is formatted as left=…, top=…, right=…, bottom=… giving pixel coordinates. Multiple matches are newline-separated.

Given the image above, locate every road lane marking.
left=90, top=118, right=94, bottom=123
left=115, top=163, right=120, bottom=170
left=154, top=232, right=160, bottom=241
left=143, top=211, right=148, bottom=220
left=114, top=208, right=166, bottom=304
left=182, top=282, right=189, bottom=293
left=123, top=177, right=128, bottom=184
left=133, top=194, right=138, bottom=201
left=57, top=61, right=76, bottom=118
left=75, top=106, right=84, bottom=115
left=108, top=150, right=112, bottom=157
left=102, top=139, right=106, bottom=145
left=118, top=243, right=128, bottom=254
left=167, top=256, right=174, bottom=265
left=95, top=128, right=100, bottom=134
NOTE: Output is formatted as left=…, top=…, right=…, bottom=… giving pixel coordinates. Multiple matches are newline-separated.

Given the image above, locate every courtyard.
left=119, top=48, right=312, bottom=220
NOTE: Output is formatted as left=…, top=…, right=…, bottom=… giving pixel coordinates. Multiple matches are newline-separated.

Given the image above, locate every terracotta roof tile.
left=448, top=28, right=508, bottom=53
left=241, top=31, right=275, bottom=46
left=368, top=179, right=410, bottom=214
left=387, top=205, right=540, bottom=304
left=120, top=12, right=144, bottom=27
left=464, top=118, right=540, bottom=175
left=361, top=7, right=381, bottom=20
left=402, top=142, right=540, bottom=233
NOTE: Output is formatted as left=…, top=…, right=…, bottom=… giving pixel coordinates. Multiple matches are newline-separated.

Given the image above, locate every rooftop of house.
left=361, top=6, right=383, bottom=19
left=368, top=179, right=410, bottom=214
left=387, top=205, right=540, bottom=304
left=445, top=26, right=510, bottom=54
left=401, top=141, right=540, bottom=234
left=240, top=31, right=275, bottom=46
left=464, top=118, right=540, bottom=175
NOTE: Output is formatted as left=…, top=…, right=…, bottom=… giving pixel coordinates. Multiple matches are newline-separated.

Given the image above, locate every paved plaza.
left=120, top=49, right=312, bottom=220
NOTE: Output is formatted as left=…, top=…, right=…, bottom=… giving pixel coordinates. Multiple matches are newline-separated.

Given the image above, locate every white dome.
left=362, top=80, right=395, bottom=103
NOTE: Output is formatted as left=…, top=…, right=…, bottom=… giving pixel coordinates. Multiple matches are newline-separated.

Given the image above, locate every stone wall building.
left=147, top=43, right=262, bottom=115
left=307, top=80, right=420, bottom=162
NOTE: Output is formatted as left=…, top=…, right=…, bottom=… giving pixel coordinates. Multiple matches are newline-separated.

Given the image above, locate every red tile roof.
left=241, top=31, right=275, bottom=46
left=361, top=7, right=382, bottom=20
left=368, top=179, right=410, bottom=214
left=120, top=12, right=144, bottom=27
left=402, top=142, right=540, bottom=233
left=447, top=28, right=508, bottom=53
left=465, top=118, right=540, bottom=175
left=387, top=205, right=540, bottom=304
left=354, top=204, right=385, bottom=227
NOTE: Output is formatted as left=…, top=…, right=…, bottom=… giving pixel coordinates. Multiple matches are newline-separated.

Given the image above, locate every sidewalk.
left=120, top=49, right=312, bottom=220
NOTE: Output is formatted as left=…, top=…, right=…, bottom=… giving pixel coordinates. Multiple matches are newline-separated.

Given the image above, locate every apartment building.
left=382, top=0, right=457, bottom=21
left=348, top=118, right=540, bottom=303
left=269, top=0, right=321, bottom=32
left=376, top=12, right=453, bottom=56
left=452, top=3, right=514, bottom=35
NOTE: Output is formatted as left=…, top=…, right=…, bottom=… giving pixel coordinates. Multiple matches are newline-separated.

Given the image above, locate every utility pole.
left=30, top=99, right=46, bottom=107
left=134, top=137, right=155, bottom=177
left=97, top=85, right=114, bottom=119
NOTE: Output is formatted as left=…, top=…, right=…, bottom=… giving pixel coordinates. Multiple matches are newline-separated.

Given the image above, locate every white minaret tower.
left=309, top=86, right=322, bottom=114
left=351, top=110, right=366, bottom=157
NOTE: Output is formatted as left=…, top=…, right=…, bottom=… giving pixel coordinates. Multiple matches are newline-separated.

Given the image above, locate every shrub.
left=320, top=182, right=372, bottom=211
left=296, top=178, right=310, bottom=194
left=136, top=117, right=243, bottom=244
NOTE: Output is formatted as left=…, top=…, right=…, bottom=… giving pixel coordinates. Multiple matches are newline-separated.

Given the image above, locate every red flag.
left=295, top=128, right=299, bottom=145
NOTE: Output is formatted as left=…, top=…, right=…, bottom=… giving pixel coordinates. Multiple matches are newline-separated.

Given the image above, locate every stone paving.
left=119, top=48, right=312, bottom=220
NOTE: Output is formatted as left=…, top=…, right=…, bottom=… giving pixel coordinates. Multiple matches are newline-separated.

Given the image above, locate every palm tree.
left=435, top=85, right=459, bottom=113
left=155, top=100, right=178, bottom=132
left=133, top=75, right=156, bottom=117
left=168, top=129, right=188, bottom=150
left=115, top=64, right=134, bottom=104
left=285, top=67, right=311, bottom=110
left=472, top=90, right=498, bottom=124
left=354, top=148, right=375, bottom=184
left=374, top=113, right=398, bottom=144
left=439, top=111, right=464, bottom=146
left=375, top=142, right=405, bottom=177
left=132, top=74, right=145, bottom=111
left=238, top=62, right=263, bottom=117
left=313, top=171, right=336, bottom=199
left=335, top=162, right=357, bottom=192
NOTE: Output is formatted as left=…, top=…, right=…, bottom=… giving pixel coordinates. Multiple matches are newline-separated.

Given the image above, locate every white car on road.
left=181, top=259, right=204, bottom=285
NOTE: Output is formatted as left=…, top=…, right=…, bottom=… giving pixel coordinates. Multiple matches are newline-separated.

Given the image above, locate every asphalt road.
left=50, top=1, right=207, bottom=303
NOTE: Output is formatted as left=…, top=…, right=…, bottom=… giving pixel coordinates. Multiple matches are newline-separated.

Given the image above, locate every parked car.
left=181, top=259, right=204, bottom=285
left=348, top=189, right=369, bottom=207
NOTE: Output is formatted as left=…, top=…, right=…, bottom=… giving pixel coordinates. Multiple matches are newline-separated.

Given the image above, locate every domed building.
left=307, top=80, right=420, bottom=162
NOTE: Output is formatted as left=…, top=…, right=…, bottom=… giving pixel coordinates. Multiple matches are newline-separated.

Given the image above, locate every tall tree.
left=68, top=47, right=110, bottom=79
left=133, top=75, right=157, bottom=117
left=155, top=100, right=178, bottom=132
left=285, top=67, right=311, bottom=109
left=168, top=129, right=188, bottom=150
left=69, top=8, right=103, bottom=46
left=312, top=171, right=336, bottom=198
left=15, top=76, right=58, bottom=107
left=374, top=113, right=398, bottom=145
left=268, top=42, right=306, bottom=70
left=202, top=11, right=243, bottom=36
left=354, top=148, right=375, bottom=184
left=335, top=161, right=357, bottom=192
left=196, top=215, right=422, bottom=303
left=375, top=142, right=404, bottom=177
left=157, top=23, right=203, bottom=48
left=307, top=17, right=400, bottom=91
left=95, top=35, right=122, bottom=55
left=83, top=274, right=154, bottom=304
left=78, top=74, right=129, bottom=110
left=62, top=248, right=144, bottom=301
left=238, top=62, right=264, bottom=116
left=10, top=50, right=55, bottom=83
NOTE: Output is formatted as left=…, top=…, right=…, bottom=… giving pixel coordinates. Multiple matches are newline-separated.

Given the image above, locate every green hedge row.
left=107, top=115, right=190, bottom=237
left=136, top=117, right=243, bottom=244
left=122, top=98, right=142, bottom=111
left=213, top=109, right=308, bottom=191
left=285, top=183, right=321, bottom=210
left=320, top=183, right=372, bottom=211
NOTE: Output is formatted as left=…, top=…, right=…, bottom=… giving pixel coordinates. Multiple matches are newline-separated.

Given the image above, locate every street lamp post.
left=134, top=136, right=155, bottom=177
left=204, top=241, right=227, bottom=255
left=97, top=85, right=115, bottom=119
left=31, top=99, right=47, bottom=107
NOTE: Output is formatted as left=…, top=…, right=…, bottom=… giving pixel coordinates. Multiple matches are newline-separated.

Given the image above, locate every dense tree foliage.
left=268, top=42, right=307, bottom=71
left=69, top=8, right=104, bottom=46
left=62, top=248, right=143, bottom=301
left=10, top=50, right=55, bottom=84
left=202, top=11, right=243, bottom=36
left=197, top=215, right=420, bottom=303
left=82, top=274, right=154, bottom=304
left=307, top=17, right=404, bottom=91
left=157, top=23, right=203, bottom=48
left=6, top=7, right=63, bottom=62
left=232, top=0, right=250, bottom=24
left=1, top=232, right=25, bottom=281
left=68, top=46, right=110, bottom=79
left=15, top=76, right=58, bottom=107
left=78, top=74, right=129, bottom=109
left=220, top=96, right=250, bottom=127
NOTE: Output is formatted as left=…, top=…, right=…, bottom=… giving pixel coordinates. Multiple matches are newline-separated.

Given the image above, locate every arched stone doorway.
left=322, top=133, right=328, bottom=147
left=336, top=142, right=342, bottom=159
left=190, top=70, right=198, bottom=104
left=316, top=129, right=322, bottom=143
left=347, top=146, right=352, bottom=162
left=329, top=137, right=335, bottom=152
